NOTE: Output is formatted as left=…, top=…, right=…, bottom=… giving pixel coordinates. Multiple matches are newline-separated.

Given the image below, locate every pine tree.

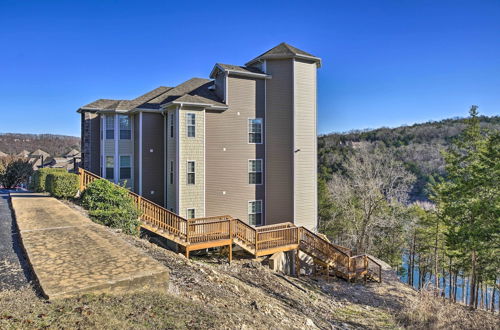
left=432, top=106, right=500, bottom=308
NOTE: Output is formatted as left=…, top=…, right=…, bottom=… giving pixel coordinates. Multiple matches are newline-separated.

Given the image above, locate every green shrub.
left=0, top=157, right=34, bottom=189
left=31, top=168, right=66, bottom=192
left=81, top=179, right=141, bottom=235
left=45, top=172, right=79, bottom=198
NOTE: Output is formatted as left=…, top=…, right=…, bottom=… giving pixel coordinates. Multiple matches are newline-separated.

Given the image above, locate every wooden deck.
left=79, top=168, right=382, bottom=282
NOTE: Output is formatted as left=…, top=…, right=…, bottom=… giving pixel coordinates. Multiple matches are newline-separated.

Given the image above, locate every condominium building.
left=78, top=43, right=320, bottom=229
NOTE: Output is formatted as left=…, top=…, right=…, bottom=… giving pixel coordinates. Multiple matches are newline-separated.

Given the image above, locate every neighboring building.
left=17, top=150, right=30, bottom=158
left=78, top=43, right=320, bottom=230
left=30, top=149, right=51, bottom=159
left=65, top=149, right=81, bottom=158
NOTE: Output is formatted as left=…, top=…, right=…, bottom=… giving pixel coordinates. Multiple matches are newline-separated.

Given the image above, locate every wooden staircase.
left=79, top=168, right=382, bottom=282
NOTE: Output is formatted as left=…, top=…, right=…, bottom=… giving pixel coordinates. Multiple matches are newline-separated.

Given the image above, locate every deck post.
left=78, top=168, right=84, bottom=191
left=228, top=219, right=233, bottom=263
left=295, top=249, right=300, bottom=277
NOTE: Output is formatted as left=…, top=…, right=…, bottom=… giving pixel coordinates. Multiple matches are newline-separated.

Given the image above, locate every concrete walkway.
left=0, top=190, right=32, bottom=290
left=10, top=192, right=169, bottom=299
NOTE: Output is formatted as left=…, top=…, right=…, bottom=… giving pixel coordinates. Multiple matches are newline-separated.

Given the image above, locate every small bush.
left=45, top=172, right=79, bottom=199
left=81, top=179, right=141, bottom=235
left=31, top=168, right=66, bottom=192
left=0, top=157, right=34, bottom=189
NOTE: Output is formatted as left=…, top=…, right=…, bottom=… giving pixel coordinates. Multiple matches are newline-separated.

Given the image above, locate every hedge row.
left=45, top=172, right=80, bottom=199
left=31, top=168, right=66, bottom=192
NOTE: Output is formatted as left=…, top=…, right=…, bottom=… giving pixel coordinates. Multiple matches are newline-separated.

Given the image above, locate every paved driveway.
left=10, top=192, right=169, bottom=299
left=0, top=189, right=31, bottom=290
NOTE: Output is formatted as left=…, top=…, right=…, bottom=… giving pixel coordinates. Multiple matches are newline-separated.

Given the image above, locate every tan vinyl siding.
left=205, top=76, right=265, bottom=223
left=294, top=59, right=317, bottom=230
left=166, top=109, right=177, bottom=212
left=141, top=113, right=164, bottom=205
left=104, top=140, right=114, bottom=156
left=265, top=59, right=294, bottom=225
left=179, top=107, right=205, bottom=218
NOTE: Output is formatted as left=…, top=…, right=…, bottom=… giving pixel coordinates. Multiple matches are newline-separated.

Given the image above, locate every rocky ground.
left=0, top=200, right=497, bottom=329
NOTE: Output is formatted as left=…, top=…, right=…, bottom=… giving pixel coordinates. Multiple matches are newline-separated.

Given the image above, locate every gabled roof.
left=30, top=149, right=50, bottom=158
left=79, top=87, right=172, bottom=112
left=245, top=42, right=321, bottom=67
left=80, top=99, right=119, bottom=110
left=79, top=78, right=226, bottom=112
left=17, top=150, right=30, bottom=157
left=209, top=63, right=270, bottom=79
left=141, top=78, right=227, bottom=110
left=65, top=149, right=81, bottom=157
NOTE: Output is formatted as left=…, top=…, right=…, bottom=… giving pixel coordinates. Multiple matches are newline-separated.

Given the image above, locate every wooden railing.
left=188, top=218, right=231, bottom=244
left=233, top=219, right=257, bottom=251
left=256, top=222, right=295, bottom=232
left=77, top=168, right=381, bottom=282
left=79, top=168, right=188, bottom=241
left=256, top=227, right=298, bottom=252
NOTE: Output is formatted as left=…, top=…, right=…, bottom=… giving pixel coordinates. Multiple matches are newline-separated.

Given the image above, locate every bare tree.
left=325, top=144, right=416, bottom=254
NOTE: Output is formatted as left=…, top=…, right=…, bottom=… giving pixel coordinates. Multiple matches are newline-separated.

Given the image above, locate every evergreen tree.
left=432, top=106, right=500, bottom=308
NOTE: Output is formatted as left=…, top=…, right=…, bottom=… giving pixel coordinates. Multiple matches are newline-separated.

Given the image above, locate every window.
left=119, top=115, right=131, bottom=140
left=248, top=118, right=262, bottom=143
left=120, top=156, right=131, bottom=180
left=187, top=208, right=196, bottom=219
left=170, top=113, right=174, bottom=138
left=248, top=159, right=263, bottom=184
left=186, top=113, right=196, bottom=137
left=105, top=156, right=114, bottom=179
left=170, top=161, right=174, bottom=184
left=187, top=161, right=195, bottom=184
left=106, top=116, right=114, bottom=139
left=248, top=201, right=262, bottom=226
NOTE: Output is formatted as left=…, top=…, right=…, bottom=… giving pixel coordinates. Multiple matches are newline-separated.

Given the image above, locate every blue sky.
left=0, top=0, right=499, bottom=136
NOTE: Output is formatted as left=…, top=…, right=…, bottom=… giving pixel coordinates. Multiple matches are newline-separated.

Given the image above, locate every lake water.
left=398, top=253, right=498, bottom=312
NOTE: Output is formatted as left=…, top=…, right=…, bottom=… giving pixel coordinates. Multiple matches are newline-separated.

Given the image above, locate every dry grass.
left=0, top=286, right=228, bottom=329
left=397, top=288, right=500, bottom=329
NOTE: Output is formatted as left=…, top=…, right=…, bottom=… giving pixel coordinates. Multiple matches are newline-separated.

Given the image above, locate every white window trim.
left=186, top=208, right=196, bottom=219
left=118, top=115, right=132, bottom=140
left=186, top=160, right=195, bottom=185
left=248, top=159, right=263, bottom=185
left=248, top=118, right=263, bottom=144
left=169, top=160, right=174, bottom=185
left=119, top=154, right=132, bottom=181
left=186, top=113, right=196, bottom=138
left=248, top=200, right=263, bottom=226
left=105, top=114, right=115, bottom=140
left=105, top=155, right=114, bottom=180
left=170, top=113, right=174, bottom=138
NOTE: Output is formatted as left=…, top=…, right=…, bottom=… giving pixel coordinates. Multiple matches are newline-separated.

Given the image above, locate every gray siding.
left=294, top=59, right=318, bottom=230
left=265, top=59, right=294, bottom=225
left=166, top=109, right=177, bottom=212
left=81, top=112, right=101, bottom=175
left=206, top=75, right=265, bottom=223
left=214, top=72, right=226, bottom=101
left=133, top=114, right=140, bottom=193
left=141, top=113, right=164, bottom=205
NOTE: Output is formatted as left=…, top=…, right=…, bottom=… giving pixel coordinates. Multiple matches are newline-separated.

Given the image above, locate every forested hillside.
left=318, top=115, right=500, bottom=201
left=0, top=133, right=80, bottom=157
left=318, top=110, right=499, bottom=312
